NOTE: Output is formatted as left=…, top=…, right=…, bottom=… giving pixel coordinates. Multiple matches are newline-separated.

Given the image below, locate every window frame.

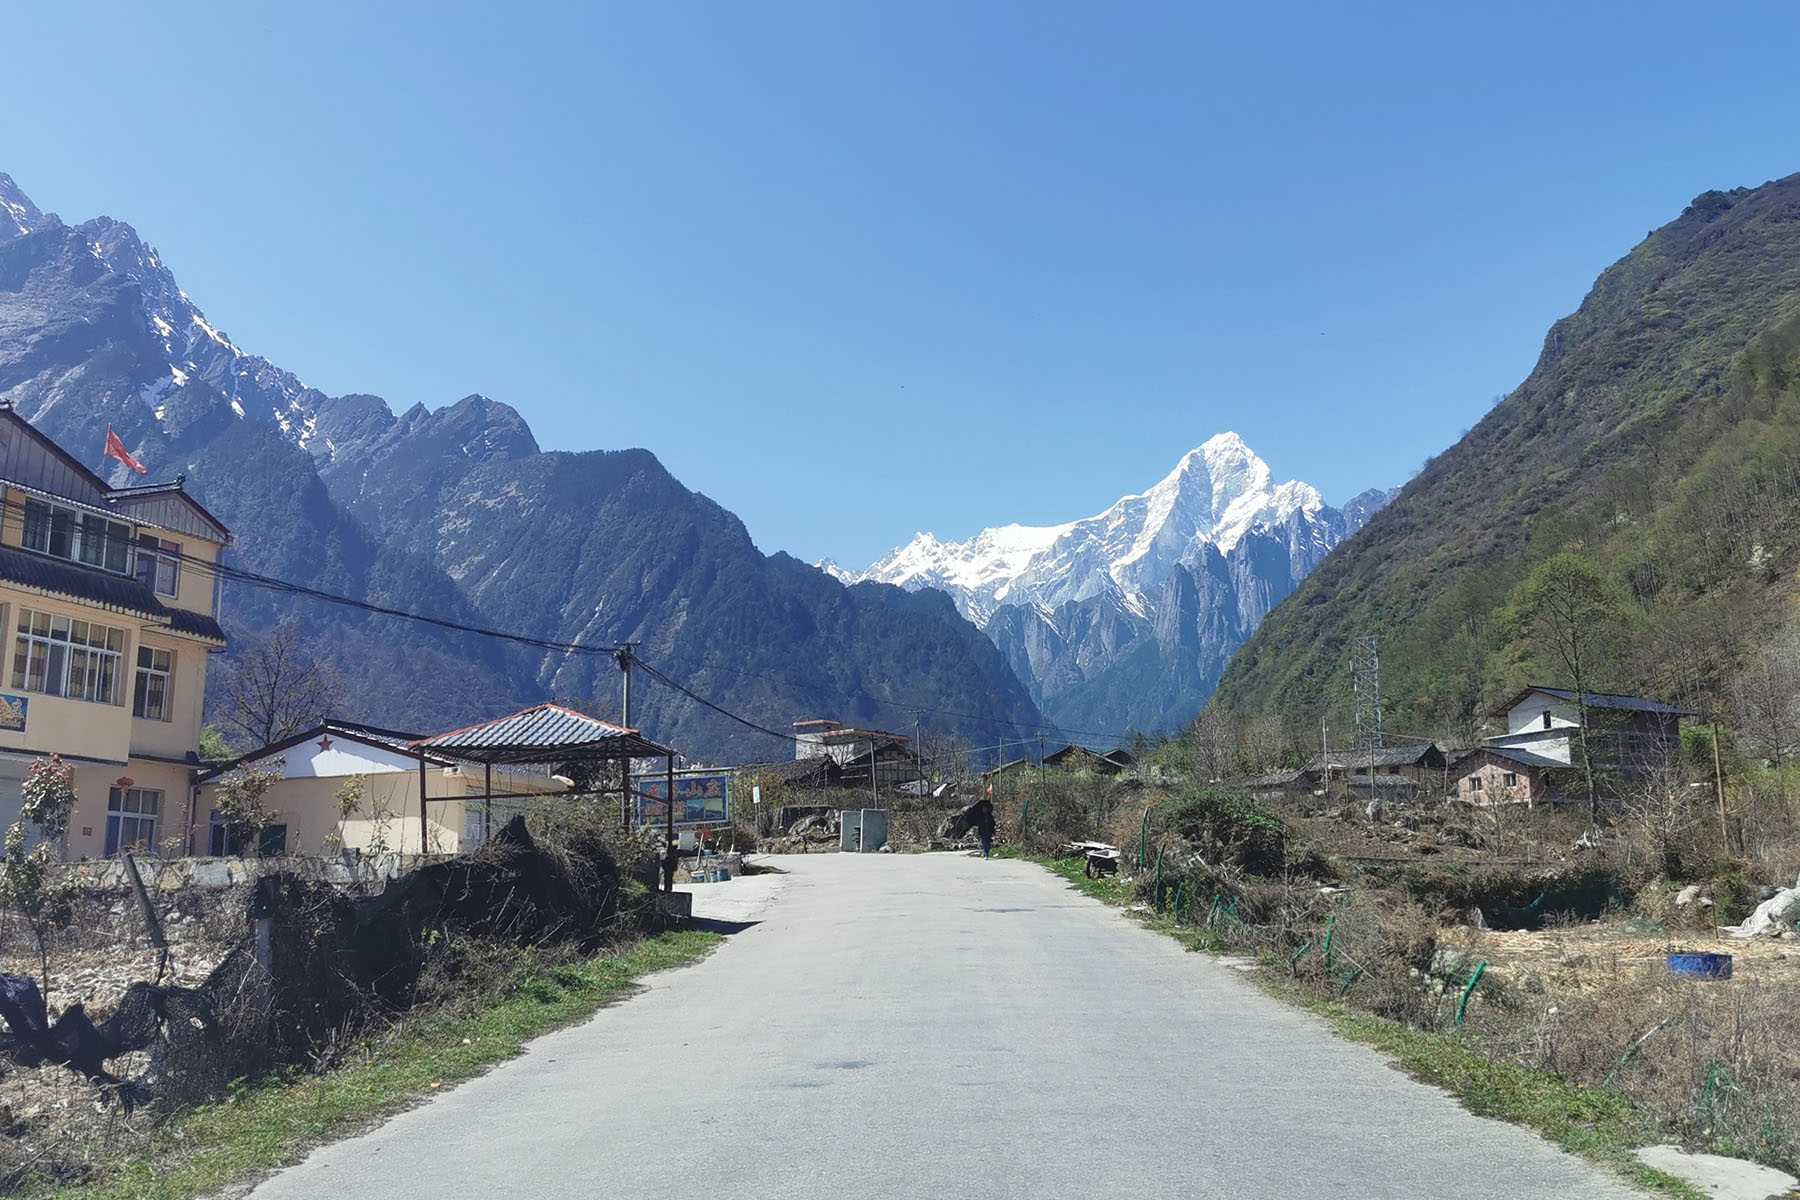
left=133, top=644, right=174, bottom=721
left=105, top=786, right=161, bottom=856
left=134, top=535, right=182, bottom=598
left=11, top=608, right=126, bottom=704
left=1468, top=775, right=1484, bottom=792
left=22, top=498, right=132, bottom=575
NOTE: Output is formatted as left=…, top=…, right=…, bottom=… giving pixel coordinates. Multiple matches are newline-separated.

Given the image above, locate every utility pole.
left=615, top=643, right=637, bottom=827
left=615, top=643, right=637, bottom=728
left=1352, top=635, right=1384, bottom=806
left=914, top=710, right=924, bottom=793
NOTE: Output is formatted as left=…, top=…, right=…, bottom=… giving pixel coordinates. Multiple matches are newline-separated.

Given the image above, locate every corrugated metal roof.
left=414, top=703, right=674, bottom=760
left=0, top=545, right=229, bottom=643
left=0, top=544, right=167, bottom=619
left=163, top=607, right=227, bottom=643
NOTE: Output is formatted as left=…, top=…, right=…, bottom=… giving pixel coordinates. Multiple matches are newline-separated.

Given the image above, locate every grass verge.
left=1013, top=851, right=1701, bottom=1199
left=43, top=929, right=722, bottom=1200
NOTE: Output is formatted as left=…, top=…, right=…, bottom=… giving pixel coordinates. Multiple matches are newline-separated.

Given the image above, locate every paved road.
left=247, top=854, right=1639, bottom=1199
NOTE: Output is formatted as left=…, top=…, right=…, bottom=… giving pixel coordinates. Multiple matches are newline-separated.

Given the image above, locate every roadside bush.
left=1164, top=786, right=1287, bottom=876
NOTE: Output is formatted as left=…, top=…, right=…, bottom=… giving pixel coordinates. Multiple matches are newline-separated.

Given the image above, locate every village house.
left=1043, top=744, right=1135, bottom=775
left=1449, top=687, right=1694, bottom=806
left=793, top=719, right=920, bottom=788
left=1249, top=743, right=1449, bottom=804
left=196, top=718, right=573, bottom=856
left=1449, top=745, right=1568, bottom=807
left=0, top=407, right=230, bottom=858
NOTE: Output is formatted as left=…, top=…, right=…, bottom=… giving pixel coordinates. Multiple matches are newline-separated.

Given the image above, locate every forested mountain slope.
left=1212, top=174, right=1800, bottom=741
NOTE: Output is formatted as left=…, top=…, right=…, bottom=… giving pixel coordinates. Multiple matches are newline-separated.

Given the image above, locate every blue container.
left=1667, top=951, right=1733, bottom=980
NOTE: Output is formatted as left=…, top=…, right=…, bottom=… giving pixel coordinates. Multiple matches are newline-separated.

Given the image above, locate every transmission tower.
left=1352, top=634, right=1384, bottom=755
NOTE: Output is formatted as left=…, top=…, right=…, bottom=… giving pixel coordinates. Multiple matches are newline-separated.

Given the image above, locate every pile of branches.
left=0, top=815, right=625, bottom=1110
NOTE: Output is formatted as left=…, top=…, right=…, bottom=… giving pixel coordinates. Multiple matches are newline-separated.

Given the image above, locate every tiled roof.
left=1469, top=745, right=1569, bottom=770
left=1304, top=743, right=1444, bottom=772
left=413, top=703, right=674, bottom=761
left=1493, top=687, right=1696, bottom=718
left=0, top=545, right=226, bottom=642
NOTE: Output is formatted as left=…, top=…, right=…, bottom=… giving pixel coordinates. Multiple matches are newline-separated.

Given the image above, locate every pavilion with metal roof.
left=410, top=703, right=683, bottom=890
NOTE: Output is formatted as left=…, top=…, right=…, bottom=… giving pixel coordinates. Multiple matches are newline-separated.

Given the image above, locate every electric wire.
left=5, top=494, right=1190, bottom=750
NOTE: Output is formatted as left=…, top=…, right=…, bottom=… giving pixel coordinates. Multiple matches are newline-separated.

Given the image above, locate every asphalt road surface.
left=246, top=853, right=1640, bottom=1199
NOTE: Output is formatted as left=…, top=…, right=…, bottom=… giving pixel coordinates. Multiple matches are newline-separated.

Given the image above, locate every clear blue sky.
left=8, top=2, right=1800, bottom=567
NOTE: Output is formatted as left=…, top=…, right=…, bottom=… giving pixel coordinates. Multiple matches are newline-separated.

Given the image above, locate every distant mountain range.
left=833, top=435, right=1394, bottom=737
left=0, top=172, right=1043, bottom=760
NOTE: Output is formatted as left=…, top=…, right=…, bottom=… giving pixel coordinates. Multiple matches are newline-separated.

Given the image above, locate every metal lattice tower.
left=1352, top=635, right=1384, bottom=754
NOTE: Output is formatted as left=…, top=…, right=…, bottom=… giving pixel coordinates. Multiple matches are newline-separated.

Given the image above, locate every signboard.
left=0, top=694, right=27, bottom=733
left=634, top=774, right=730, bottom=826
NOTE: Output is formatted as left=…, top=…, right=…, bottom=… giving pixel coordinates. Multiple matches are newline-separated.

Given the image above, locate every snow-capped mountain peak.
left=838, top=436, right=1392, bottom=738
left=847, top=434, right=1361, bottom=625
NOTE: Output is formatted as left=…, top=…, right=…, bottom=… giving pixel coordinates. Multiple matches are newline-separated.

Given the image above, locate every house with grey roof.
left=1449, top=686, right=1695, bottom=806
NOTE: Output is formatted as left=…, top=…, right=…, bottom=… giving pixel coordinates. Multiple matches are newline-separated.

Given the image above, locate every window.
left=105, top=787, right=160, bottom=856
left=11, top=608, right=125, bottom=703
left=208, top=811, right=231, bottom=856
left=22, top=499, right=130, bottom=575
left=134, top=535, right=181, bottom=598
left=1503, top=772, right=1518, bottom=787
left=1468, top=775, right=1484, bottom=792
left=258, top=825, right=288, bottom=857
left=1542, top=711, right=1553, bottom=730
left=133, top=646, right=173, bottom=720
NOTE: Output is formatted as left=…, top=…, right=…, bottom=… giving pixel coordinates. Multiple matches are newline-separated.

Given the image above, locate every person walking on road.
left=972, top=796, right=996, bottom=858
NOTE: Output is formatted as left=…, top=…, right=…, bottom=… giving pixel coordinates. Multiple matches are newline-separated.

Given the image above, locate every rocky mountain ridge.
left=0, top=172, right=1043, bottom=759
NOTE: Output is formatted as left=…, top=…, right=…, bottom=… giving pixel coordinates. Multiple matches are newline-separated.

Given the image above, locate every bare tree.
left=1731, top=622, right=1800, bottom=768
left=1190, top=706, right=1239, bottom=783
left=1618, top=750, right=1700, bottom=877
left=1236, top=714, right=1292, bottom=777
left=217, top=624, right=342, bottom=748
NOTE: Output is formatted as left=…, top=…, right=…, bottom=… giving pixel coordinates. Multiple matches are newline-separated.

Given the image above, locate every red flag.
left=103, top=429, right=147, bottom=475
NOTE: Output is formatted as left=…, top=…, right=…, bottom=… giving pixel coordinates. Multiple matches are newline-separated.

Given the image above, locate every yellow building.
left=195, top=719, right=570, bottom=857
left=0, top=406, right=232, bottom=858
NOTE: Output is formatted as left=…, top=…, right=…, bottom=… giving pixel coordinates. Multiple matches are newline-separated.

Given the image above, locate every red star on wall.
left=317, top=735, right=334, bottom=752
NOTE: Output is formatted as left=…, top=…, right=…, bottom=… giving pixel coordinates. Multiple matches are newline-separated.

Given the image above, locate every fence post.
left=1455, top=961, right=1488, bottom=1026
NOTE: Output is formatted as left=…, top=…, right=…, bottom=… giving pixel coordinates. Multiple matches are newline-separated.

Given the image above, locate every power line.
left=15, top=496, right=1185, bottom=750
left=629, top=658, right=800, bottom=744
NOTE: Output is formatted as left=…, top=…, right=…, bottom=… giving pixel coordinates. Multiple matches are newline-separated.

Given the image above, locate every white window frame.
left=21, top=498, right=132, bottom=575
left=133, top=645, right=174, bottom=721
left=106, top=786, right=161, bottom=856
left=11, top=608, right=126, bottom=704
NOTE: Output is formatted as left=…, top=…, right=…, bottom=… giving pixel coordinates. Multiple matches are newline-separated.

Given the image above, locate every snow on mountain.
left=850, top=433, right=1337, bottom=625
left=838, top=435, right=1393, bottom=737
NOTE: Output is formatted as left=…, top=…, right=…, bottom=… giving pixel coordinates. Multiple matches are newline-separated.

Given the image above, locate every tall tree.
left=216, top=624, right=342, bottom=748
left=1512, top=553, right=1623, bottom=825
